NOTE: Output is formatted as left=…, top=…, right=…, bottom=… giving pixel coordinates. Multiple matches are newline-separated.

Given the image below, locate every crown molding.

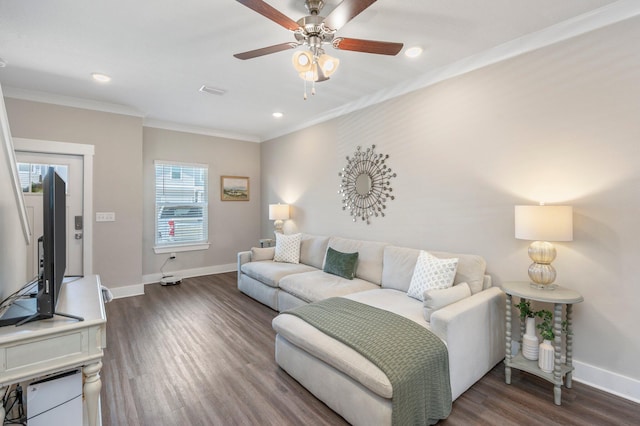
left=2, top=86, right=143, bottom=117
left=143, top=119, right=260, bottom=143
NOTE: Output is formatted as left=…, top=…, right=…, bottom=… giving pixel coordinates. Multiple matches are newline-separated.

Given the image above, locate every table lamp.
left=269, top=204, right=289, bottom=234
left=515, top=205, right=573, bottom=289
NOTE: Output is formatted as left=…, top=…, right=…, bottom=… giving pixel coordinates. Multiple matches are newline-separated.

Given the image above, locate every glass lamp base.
left=530, top=282, right=556, bottom=290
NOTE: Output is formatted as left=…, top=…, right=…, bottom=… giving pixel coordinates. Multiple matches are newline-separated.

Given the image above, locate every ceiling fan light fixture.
left=293, top=51, right=313, bottom=73
left=299, top=68, right=317, bottom=82
left=318, top=54, right=339, bottom=77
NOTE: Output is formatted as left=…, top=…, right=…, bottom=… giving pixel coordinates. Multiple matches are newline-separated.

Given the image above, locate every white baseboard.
left=107, top=263, right=236, bottom=299
left=109, top=284, right=144, bottom=299
left=141, top=263, right=236, bottom=285
left=573, top=359, right=640, bottom=403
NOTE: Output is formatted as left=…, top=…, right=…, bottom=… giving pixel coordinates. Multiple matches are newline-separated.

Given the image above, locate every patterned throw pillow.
left=323, top=247, right=359, bottom=280
left=407, top=251, right=458, bottom=301
left=273, top=233, right=302, bottom=264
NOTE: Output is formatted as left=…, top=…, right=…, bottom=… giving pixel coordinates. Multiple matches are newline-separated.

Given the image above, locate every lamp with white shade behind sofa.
left=269, top=204, right=290, bottom=234
left=515, top=204, right=573, bottom=289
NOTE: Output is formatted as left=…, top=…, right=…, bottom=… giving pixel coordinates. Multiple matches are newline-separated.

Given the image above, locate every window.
left=155, top=161, right=208, bottom=248
left=18, top=163, right=69, bottom=194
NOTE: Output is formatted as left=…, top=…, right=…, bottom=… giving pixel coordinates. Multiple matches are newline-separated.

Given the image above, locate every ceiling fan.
left=234, top=0, right=404, bottom=86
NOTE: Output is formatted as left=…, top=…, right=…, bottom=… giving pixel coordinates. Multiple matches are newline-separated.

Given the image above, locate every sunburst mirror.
left=338, top=145, right=396, bottom=224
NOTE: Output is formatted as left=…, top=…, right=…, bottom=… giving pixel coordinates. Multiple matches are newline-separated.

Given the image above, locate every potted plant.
left=535, top=309, right=569, bottom=373
left=514, top=299, right=534, bottom=320
left=514, top=300, right=538, bottom=360
left=535, top=309, right=569, bottom=340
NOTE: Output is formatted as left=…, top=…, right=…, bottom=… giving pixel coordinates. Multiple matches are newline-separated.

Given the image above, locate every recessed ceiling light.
left=272, top=112, right=284, bottom=119
left=91, top=72, right=111, bottom=83
left=405, top=46, right=423, bottom=58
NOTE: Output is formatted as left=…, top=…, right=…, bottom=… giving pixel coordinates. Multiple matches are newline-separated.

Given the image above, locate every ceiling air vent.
left=199, top=85, right=226, bottom=96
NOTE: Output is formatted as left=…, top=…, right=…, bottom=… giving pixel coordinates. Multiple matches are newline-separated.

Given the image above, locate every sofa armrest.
left=238, top=251, right=251, bottom=270
left=430, top=286, right=505, bottom=399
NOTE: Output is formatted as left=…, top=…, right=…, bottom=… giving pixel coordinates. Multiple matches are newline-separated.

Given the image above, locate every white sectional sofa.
left=237, top=234, right=505, bottom=425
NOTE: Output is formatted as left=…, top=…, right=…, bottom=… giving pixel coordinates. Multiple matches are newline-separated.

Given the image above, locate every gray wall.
left=261, top=19, right=640, bottom=388
left=3, top=101, right=263, bottom=289
left=142, top=127, right=261, bottom=276
left=5, top=98, right=144, bottom=289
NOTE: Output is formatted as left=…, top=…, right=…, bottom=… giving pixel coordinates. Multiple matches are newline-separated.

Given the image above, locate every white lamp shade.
left=515, top=205, right=573, bottom=242
left=269, top=204, right=290, bottom=221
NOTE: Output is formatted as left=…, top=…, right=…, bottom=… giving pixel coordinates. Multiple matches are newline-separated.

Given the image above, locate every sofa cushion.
left=423, top=282, right=471, bottom=322
left=323, top=247, right=359, bottom=280
left=241, top=261, right=316, bottom=288
left=279, top=270, right=378, bottom=304
left=382, top=246, right=487, bottom=295
left=251, top=246, right=275, bottom=261
left=407, top=251, right=458, bottom=301
left=300, top=234, right=330, bottom=268
left=274, top=233, right=302, bottom=264
left=381, top=246, right=421, bottom=292
left=327, top=237, right=388, bottom=285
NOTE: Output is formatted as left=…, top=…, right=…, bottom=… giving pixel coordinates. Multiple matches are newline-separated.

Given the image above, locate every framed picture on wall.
left=220, top=176, right=249, bottom=201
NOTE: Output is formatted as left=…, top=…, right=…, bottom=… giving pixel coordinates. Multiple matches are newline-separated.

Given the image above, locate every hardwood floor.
left=101, top=273, right=639, bottom=425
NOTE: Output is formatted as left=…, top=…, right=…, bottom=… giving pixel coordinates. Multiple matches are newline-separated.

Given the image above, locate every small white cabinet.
left=0, top=275, right=106, bottom=425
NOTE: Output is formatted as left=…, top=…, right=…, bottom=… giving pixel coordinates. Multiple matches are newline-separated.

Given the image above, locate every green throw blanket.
left=286, top=297, right=452, bottom=425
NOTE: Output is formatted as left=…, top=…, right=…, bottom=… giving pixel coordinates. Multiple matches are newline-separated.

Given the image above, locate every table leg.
left=566, top=303, right=574, bottom=388
left=505, top=293, right=512, bottom=384
left=83, top=361, right=103, bottom=426
left=553, top=303, right=563, bottom=405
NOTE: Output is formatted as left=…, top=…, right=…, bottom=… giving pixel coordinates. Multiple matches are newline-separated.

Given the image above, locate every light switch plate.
left=96, top=212, right=116, bottom=222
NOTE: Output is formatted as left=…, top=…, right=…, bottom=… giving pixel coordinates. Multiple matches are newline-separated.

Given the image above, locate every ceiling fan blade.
left=333, top=37, right=403, bottom=55
left=323, top=0, right=377, bottom=31
left=234, top=42, right=300, bottom=60
left=236, top=0, right=300, bottom=31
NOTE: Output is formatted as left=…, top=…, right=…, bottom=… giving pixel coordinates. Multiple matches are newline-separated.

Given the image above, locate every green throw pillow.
left=323, top=247, right=359, bottom=280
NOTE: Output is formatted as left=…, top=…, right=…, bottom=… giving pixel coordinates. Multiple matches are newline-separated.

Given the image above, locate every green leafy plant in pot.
left=535, top=309, right=569, bottom=341
left=534, top=309, right=569, bottom=373
left=514, top=300, right=535, bottom=320
left=514, top=299, right=538, bottom=359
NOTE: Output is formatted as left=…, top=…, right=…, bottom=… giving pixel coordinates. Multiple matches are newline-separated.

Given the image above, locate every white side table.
left=502, top=281, right=583, bottom=405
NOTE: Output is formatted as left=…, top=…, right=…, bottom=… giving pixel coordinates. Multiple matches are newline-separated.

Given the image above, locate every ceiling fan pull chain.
left=303, top=78, right=308, bottom=100
left=312, top=79, right=316, bottom=96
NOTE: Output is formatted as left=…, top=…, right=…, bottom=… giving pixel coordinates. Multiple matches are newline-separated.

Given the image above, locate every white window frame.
left=153, top=160, right=210, bottom=254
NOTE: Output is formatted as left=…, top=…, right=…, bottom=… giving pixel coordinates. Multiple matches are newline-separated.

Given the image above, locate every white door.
left=15, top=152, right=84, bottom=279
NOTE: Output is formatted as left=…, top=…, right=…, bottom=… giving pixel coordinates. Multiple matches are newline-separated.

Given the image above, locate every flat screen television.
left=0, top=167, right=82, bottom=326
left=38, top=167, right=67, bottom=318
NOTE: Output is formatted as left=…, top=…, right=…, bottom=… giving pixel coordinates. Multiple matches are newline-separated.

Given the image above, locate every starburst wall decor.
left=338, top=145, right=396, bottom=224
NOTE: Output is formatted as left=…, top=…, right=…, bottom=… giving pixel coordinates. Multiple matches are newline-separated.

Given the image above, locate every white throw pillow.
left=423, top=282, right=471, bottom=322
left=407, top=250, right=458, bottom=301
left=273, top=233, right=302, bottom=264
left=251, top=246, right=275, bottom=261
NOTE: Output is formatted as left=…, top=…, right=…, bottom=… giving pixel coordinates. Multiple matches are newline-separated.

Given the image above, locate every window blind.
left=155, top=161, right=208, bottom=246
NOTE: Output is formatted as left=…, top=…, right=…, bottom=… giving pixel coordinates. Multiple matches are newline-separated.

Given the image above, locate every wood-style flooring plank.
left=101, top=272, right=640, bottom=425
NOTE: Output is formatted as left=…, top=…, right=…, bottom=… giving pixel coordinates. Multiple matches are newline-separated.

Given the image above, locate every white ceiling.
left=0, top=0, right=636, bottom=142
